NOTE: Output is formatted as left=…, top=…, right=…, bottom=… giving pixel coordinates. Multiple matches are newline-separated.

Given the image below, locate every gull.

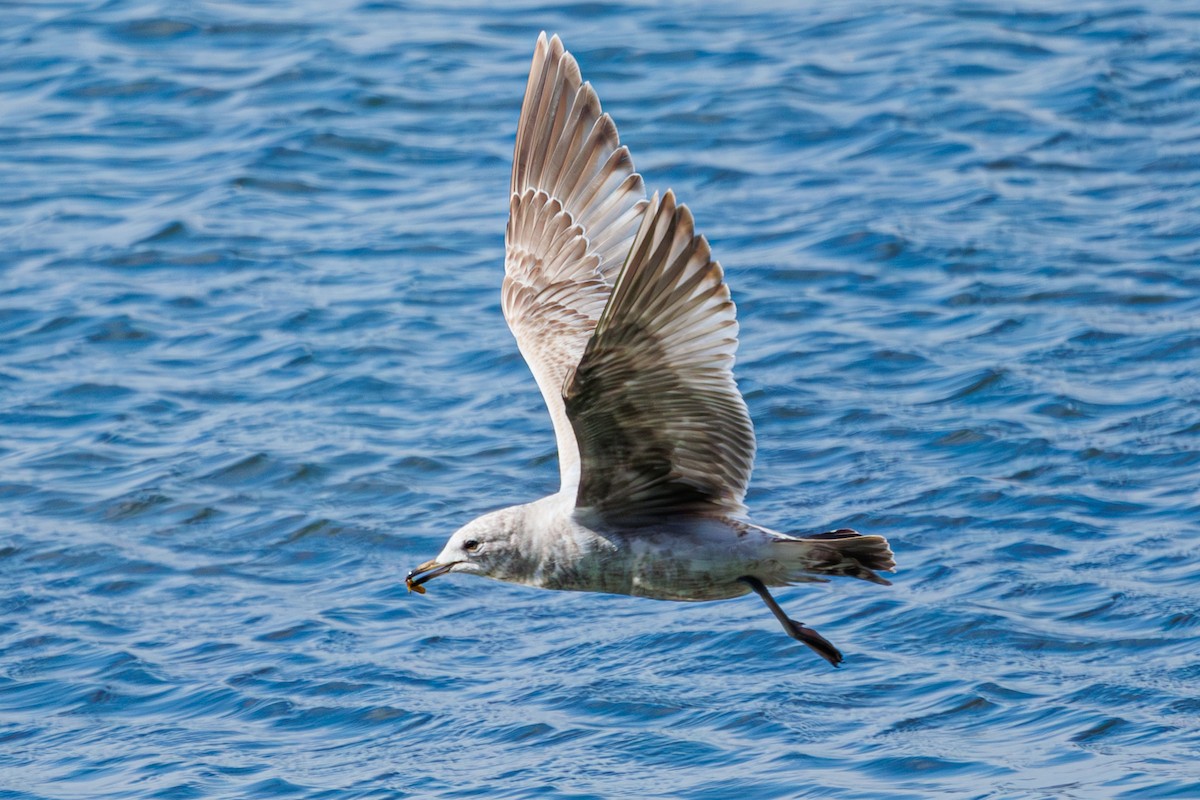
left=407, top=33, right=895, bottom=666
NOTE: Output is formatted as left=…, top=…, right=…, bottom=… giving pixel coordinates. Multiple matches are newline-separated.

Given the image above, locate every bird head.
left=406, top=509, right=519, bottom=593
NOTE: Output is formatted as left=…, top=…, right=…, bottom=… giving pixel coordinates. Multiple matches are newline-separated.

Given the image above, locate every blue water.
left=2, top=1, right=1199, bottom=797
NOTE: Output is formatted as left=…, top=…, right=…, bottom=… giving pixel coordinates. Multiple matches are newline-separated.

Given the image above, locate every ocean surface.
left=3, top=1, right=1199, bottom=798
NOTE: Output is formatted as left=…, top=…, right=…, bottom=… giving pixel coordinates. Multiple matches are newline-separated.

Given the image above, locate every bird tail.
left=773, top=528, right=895, bottom=586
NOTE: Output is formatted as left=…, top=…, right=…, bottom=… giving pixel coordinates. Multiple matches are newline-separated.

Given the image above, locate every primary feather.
left=503, top=32, right=648, bottom=494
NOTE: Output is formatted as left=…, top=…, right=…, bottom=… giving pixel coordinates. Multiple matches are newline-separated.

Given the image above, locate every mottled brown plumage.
left=566, top=190, right=754, bottom=522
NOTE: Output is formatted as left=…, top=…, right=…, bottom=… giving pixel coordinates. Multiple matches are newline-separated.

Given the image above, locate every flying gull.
left=407, top=33, right=895, bottom=666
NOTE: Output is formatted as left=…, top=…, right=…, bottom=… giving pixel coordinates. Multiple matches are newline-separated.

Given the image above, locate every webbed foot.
left=739, top=575, right=844, bottom=667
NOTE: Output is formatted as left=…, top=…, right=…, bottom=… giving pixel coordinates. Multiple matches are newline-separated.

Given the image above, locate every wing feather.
left=503, top=33, right=648, bottom=493
left=565, top=191, right=756, bottom=522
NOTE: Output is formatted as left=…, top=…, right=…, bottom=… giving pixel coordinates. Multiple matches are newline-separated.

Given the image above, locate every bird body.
left=440, top=491, right=890, bottom=603
left=408, top=33, right=895, bottom=666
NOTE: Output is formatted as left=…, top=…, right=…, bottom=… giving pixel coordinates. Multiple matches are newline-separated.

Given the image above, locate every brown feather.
left=565, top=192, right=756, bottom=522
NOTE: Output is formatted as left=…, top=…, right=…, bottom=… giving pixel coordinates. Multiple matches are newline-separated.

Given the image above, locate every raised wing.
left=564, top=191, right=756, bottom=523
left=503, top=33, right=648, bottom=493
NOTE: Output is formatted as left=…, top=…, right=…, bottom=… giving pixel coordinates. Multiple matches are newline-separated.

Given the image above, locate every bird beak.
left=405, top=559, right=460, bottom=594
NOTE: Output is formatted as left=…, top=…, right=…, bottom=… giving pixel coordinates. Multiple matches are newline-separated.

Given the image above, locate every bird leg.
left=739, top=576, right=844, bottom=667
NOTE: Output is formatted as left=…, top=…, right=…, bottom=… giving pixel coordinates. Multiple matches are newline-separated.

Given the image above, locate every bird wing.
left=503, top=33, right=648, bottom=493
left=564, top=191, right=756, bottom=523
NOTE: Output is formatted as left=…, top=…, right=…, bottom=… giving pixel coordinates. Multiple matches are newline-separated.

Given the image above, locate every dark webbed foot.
left=739, top=576, right=844, bottom=667
left=776, top=615, right=844, bottom=667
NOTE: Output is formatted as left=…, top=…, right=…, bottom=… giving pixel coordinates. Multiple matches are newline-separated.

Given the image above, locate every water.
left=2, top=1, right=1199, bottom=797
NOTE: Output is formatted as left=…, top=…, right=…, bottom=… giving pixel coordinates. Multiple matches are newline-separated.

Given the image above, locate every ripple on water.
left=2, top=1, right=1200, bottom=799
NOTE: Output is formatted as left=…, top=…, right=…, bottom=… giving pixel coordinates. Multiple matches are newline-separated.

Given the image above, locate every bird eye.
left=463, top=539, right=480, bottom=552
